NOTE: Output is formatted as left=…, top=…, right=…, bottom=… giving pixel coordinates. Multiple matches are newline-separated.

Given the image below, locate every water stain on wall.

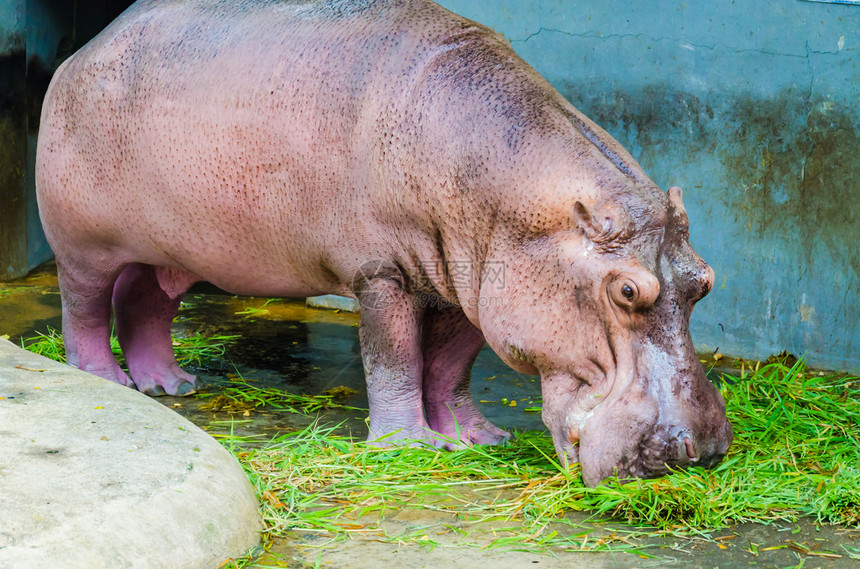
left=797, top=101, right=860, bottom=281
left=724, top=95, right=860, bottom=281
left=564, top=83, right=859, bottom=280
left=0, top=47, right=28, bottom=279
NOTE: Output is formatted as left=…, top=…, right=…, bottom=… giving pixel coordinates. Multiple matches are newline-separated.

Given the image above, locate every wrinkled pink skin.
left=36, top=0, right=732, bottom=486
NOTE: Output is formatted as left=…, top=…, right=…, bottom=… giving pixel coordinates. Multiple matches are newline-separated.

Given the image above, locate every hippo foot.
left=425, top=402, right=511, bottom=449
left=130, top=364, right=199, bottom=397
left=366, top=424, right=442, bottom=448
left=433, top=418, right=511, bottom=450
left=367, top=418, right=510, bottom=451
left=75, top=359, right=137, bottom=390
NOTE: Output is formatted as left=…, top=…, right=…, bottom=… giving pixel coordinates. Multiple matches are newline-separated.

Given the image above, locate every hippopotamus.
left=36, top=0, right=732, bottom=486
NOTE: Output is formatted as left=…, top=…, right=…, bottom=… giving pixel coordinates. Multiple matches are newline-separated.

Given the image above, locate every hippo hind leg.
left=56, top=254, right=133, bottom=387
left=112, top=263, right=199, bottom=396
left=422, top=307, right=510, bottom=449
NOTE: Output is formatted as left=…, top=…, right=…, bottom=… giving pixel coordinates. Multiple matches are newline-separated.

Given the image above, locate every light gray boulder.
left=0, top=338, right=261, bottom=568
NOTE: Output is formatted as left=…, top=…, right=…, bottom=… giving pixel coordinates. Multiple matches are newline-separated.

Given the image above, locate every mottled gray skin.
left=36, top=0, right=732, bottom=486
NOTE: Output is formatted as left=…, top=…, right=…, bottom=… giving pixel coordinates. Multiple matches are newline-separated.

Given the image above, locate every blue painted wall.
left=437, top=0, right=860, bottom=372
left=0, top=2, right=24, bottom=36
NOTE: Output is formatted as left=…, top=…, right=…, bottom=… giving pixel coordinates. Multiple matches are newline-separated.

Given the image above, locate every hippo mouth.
left=625, top=437, right=699, bottom=480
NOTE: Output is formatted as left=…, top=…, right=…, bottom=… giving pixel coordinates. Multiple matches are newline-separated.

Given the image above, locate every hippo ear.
left=573, top=201, right=608, bottom=241
left=668, top=186, right=687, bottom=216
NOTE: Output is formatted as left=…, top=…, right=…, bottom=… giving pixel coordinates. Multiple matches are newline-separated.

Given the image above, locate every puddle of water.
left=175, top=292, right=544, bottom=443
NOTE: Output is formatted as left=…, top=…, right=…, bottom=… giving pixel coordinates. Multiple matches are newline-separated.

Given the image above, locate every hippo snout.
left=633, top=418, right=733, bottom=480
left=573, top=385, right=734, bottom=486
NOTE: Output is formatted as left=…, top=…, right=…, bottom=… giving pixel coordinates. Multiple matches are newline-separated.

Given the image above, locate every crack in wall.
left=800, top=41, right=817, bottom=186
left=510, top=25, right=849, bottom=59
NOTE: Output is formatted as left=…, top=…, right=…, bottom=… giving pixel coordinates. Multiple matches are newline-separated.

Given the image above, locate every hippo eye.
left=609, top=273, right=659, bottom=311
left=621, top=285, right=635, bottom=300
left=610, top=279, right=640, bottom=309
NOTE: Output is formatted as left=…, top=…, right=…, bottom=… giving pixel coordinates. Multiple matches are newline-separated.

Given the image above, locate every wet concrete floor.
left=1, top=262, right=858, bottom=568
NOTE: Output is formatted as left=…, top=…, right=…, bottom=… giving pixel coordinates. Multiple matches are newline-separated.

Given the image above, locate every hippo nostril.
left=684, top=437, right=698, bottom=461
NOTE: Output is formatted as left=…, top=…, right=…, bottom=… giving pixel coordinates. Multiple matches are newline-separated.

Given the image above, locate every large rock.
left=0, top=338, right=261, bottom=568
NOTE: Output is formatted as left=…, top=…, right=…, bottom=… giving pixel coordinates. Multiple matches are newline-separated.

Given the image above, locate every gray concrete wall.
left=437, top=0, right=860, bottom=372
left=25, top=1, right=74, bottom=272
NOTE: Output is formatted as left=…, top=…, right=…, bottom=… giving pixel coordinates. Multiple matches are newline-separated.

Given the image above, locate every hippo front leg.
left=357, top=276, right=434, bottom=444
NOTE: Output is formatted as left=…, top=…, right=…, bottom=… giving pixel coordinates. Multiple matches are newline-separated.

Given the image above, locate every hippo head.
left=478, top=184, right=732, bottom=487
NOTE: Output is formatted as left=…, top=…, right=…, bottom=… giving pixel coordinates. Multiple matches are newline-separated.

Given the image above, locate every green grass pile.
left=197, top=375, right=364, bottom=415
left=230, top=360, right=858, bottom=549
left=18, top=328, right=859, bottom=549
